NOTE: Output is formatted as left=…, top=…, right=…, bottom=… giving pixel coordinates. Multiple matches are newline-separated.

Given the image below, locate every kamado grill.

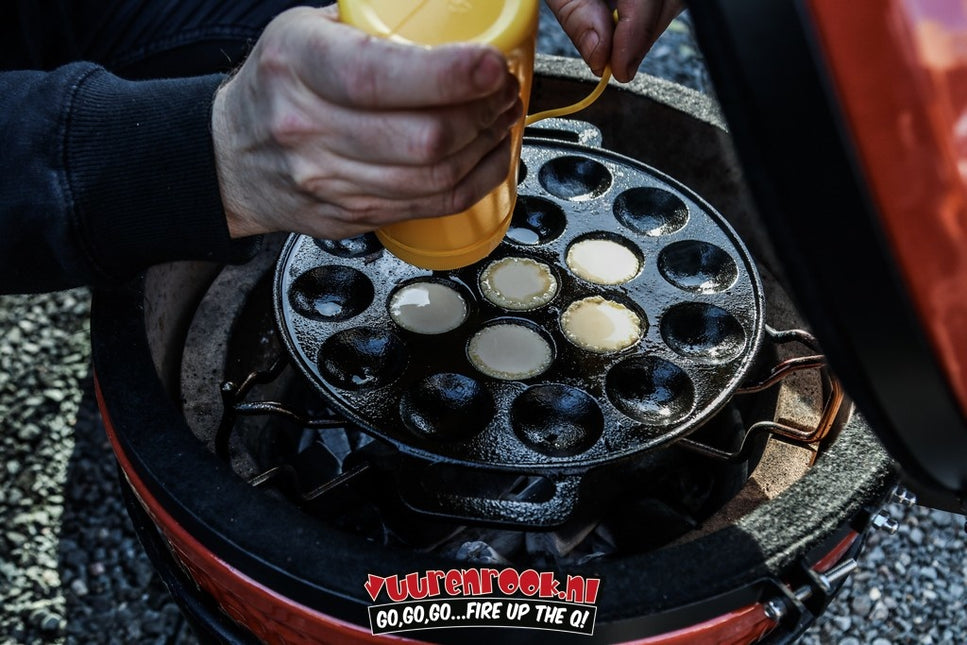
left=92, top=1, right=967, bottom=643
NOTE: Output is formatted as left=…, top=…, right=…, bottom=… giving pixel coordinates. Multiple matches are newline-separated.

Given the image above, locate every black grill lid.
left=688, top=0, right=967, bottom=512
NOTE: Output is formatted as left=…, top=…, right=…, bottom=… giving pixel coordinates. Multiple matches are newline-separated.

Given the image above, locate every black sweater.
left=0, top=1, right=303, bottom=293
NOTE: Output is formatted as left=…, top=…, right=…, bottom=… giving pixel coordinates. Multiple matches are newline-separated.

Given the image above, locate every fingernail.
left=473, top=52, right=503, bottom=90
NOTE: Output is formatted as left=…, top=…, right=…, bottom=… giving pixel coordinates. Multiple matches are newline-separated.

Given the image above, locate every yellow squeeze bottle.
left=339, top=0, right=539, bottom=271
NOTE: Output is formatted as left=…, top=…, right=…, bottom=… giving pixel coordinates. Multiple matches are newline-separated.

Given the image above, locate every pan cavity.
left=507, top=196, right=567, bottom=246
left=480, top=257, right=558, bottom=311
left=511, top=384, right=603, bottom=457
left=565, top=235, right=642, bottom=285
left=317, top=327, right=408, bottom=390
left=389, top=280, right=468, bottom=335
left=658, top=240, right=738, bottom=293
left=467, top=321, right=553, bottom=381
left=400, top=373, right=494, bottom=442
left=606, top=356, right=695, bottom=425
left=314, top=232, right=382, bottom=258
left=289, top=266, right=374, bottom=322
left=561, top=296, right=644, bottom=354
left=614, top=187, right=689, bottom=236
left=661, top=302, right=746, bottom=362
left=538, top=155, right=612, bottom=201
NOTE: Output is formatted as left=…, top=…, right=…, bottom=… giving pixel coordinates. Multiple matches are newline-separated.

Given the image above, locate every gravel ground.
left=0, top=290, right=195, bottom=644
left=0, top=9, right=964, bottom=645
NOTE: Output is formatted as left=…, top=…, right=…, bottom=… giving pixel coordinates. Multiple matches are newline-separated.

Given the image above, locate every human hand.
left=212, top=6, right=522, bottom=241
left=545, top=0, right=685, bottom=83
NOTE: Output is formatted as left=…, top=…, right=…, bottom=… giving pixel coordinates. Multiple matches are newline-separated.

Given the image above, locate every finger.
left=319, top=79, right=521, bottom=165
left=611, top=0, right=684, bottom=82
left=287, top=8, right=514, bottom=109
left=545, top=0, right=615, bottom=76
left=308, top=103, right=521, bottom=202
left=432, top=134, right=515, bottom=217
left=610, top=0, right=658, bottom=82
left=296, top=134, right=514, bottom=240
left=340, top=134, right=516, bottom=229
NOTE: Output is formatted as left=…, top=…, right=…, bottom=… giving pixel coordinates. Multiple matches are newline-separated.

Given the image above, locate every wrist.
left=212, top=78, right=263, bottom=239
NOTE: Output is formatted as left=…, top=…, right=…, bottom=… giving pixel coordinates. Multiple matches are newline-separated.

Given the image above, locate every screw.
left=892, top=486, right=917, bottom=507
left=763, top=598, right=787, bottom=622
left=814, top=558, right=858, bottom=593
left=871, top=511, right=899, bottom=534
left=763, top=558, right=859, bottom=626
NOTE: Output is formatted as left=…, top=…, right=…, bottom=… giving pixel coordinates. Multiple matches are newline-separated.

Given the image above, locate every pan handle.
left=737, top=326, right=828, bottom=395
left=741, top=326, right=847, bottom=445
left=394, top=461, right=583, bottom=528
left=680, top=325, right=847, bottom=462
left=524, top=118, right=603, bottom=148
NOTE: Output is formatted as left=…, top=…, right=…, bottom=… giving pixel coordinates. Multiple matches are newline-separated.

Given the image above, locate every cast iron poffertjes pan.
left=274, top=121, right=765, bottom=526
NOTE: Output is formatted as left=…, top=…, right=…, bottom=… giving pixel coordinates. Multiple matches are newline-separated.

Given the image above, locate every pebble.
left=870, top=601, right=890, bottom=622
left=70, top=578, right=88, bottom=597
left=16, top=424, right=41, bottom=442
left=832, top=615, right=852, bottom=631
left=909, top=527, right=925, bottom=546
left=851, top=594, right=873, bottom=616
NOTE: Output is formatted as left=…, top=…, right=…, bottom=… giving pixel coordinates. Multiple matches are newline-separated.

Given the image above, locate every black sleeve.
left=0, top=62, right=260, bottom=294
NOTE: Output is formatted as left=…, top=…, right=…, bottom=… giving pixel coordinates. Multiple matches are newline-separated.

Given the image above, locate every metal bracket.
left=680, top=326, right=846, bottom=463
left=763, top=557, right=859, bottom=623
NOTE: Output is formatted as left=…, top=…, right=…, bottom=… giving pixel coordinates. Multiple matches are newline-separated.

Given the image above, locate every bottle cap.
left=339, top=0, right=538, bottom=52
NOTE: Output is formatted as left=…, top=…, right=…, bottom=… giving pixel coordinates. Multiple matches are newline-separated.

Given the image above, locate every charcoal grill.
left=93, top=56, right=901, bottom=644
